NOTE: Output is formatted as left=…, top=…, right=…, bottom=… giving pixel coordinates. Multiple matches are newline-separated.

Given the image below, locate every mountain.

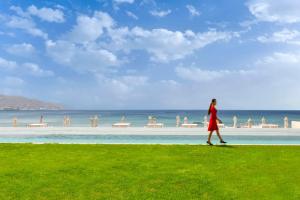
left=0, top=95, right=63, bottom=110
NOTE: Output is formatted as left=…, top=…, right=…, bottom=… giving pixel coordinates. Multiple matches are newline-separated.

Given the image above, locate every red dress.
left=208, top=106, right=219, bottom=131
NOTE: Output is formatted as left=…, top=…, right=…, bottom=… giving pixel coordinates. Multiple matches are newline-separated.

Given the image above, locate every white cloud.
left=257, top=52, right=300, bottom=64
left=124, top=27, right=238, bottom=62
left=22, top=63, right=54, bottom=77
left=6, top=43, right=35, bottom=56
left=10, top=6, right=29, bottom=18
left=27, top=5, right=65, bottom=23
left=6, top=15, right=48, bottom=39
left=150, top=9, right=171, bottom=17
left=3, top=76, right=24, bottom=86
left=46, top=11, right=238, bottom=72
left=92, top=74, right=149, bottom=104
left=175, top=67, right=251, bottom=82
left=0, top=57, right=53, bottom=77
left=126, top=11, right=138, bottom=20
left=7, top=5, right=65, bottom=39
left=257, top=29, right=300, bottom=45
left=186, top=5, right=200, bottom=17
left=247, top=0, right=300, bottom=23
left=113, top=0, right=134, bottom=4
left=0, top=57, right=17, bottom=70
left=66, top=11, right=114, bottom=43
left=46, top=40, right=119, bottom=73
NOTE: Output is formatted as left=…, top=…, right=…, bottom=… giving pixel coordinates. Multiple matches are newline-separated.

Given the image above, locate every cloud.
left=46, top=11, right=119, bottom=73
left=97, top=75, right=148, bottom=97
left=257, top=29, right=300, bottom=45
left=65, top=11, right=114, bottom=43
left=257, top=52, right=300, bottom=64
left=126, top=11, right=138, bottom=20
left=46, top=40, right=119, bottom=73
left=247, top=0, right=300, bottom=23
left=0, top=57, right=17, bottom=70
left=149, top=9, right=171, bottom=17
left=186, top=5, right=200, bottom=17
left=123, top=28, right=238, bottom=62
left=0, top=57, right=53, bottom=77
left=3, top=76, right=24, bottom=86
left=27, top=5, right=65, bottom=23
left=175, top=67, right=252, bottom=82
left=46, top=11, right=238, bottom=72
left=6, top=15, right=48, bottom=39
left=7, top=5, right=65, bottom=39
left=22, top=63, right=54, bottom=77
left=6, top=43, right=35, bottom=56
left=113, top=0, right=134, bottom=4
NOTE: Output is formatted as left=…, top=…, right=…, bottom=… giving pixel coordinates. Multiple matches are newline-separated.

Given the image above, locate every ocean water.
left=0, top=110, right=300, bottom=128
left=0, top=134, right=300, bottom=145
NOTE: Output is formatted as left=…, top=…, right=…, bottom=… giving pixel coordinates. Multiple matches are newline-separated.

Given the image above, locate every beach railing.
left=12, top=117, right=17, bottom=127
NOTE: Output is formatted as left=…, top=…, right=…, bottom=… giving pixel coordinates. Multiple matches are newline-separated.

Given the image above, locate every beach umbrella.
left=121, top=116, right=126, bottom=122
left=233, top=116, right=238, bottom=128
left=176, top=115, right=180, bottom=127
left=247, top=118, right=252, bottom=128
left=184, top=117, right=188, bottom=124
left=284, top=116, right=289, bottom=128
left=94, top=115, right=99, bottom=127
left=261, top=117, right=266, bottom=125
left=12, top=117, right=17, bottom=127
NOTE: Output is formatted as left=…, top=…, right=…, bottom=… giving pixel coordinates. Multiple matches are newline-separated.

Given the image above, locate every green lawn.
left=0, top=144, right=299, bottom=200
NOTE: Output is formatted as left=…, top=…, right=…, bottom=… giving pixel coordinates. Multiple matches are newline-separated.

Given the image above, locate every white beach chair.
left=261, top=124, right=279, bottom=128
left=112, top=116, right=131, bottom=128
left=259, top=117, right=279, bottom=128
left=291, top=121, right=300, bottom=128
left=181, top=117, right=198, bottom=128
left=146, top=116, right=164, bottom=128
left=206, top=122, right=225, bottom=128
left=27, top=123, right=48, bottom=127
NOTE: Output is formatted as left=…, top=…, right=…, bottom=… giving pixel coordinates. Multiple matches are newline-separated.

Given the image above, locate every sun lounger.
left=205, top=122, right=225, bottom=128
left=181, top=123, right=198, bottom=128
left=218, top=123, right=225, bottom=128
left=27, top=123, right=48, bottom=127
left=112, top=122, right=131, bottom=128
left=146, top=116, right=164, bottom=128
left=291, top=121, right=300, bottom=128
left=261, top=124, right=279, bottom=128
left=146, top=123, right=164, bottom=128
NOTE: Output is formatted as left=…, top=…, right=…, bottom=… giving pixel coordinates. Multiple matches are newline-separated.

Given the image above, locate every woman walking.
left=207, top=99, right=227, bottom=145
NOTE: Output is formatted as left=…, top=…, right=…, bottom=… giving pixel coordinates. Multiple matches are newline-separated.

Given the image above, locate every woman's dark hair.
left=208, top=99, right=216, bottom=115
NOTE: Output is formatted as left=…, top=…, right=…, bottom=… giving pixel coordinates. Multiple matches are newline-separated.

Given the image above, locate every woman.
left=207, top=99, right=227, bottom=145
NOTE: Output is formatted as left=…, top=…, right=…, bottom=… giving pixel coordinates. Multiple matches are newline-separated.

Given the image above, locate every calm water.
left=1, top=110, right=300, bottom=127
left=0, top=135, right=300, bottom=145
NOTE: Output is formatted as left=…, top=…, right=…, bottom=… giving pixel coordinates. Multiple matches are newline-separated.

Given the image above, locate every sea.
left=1, top=110, right=300, bottom=144
left=0, top=110, right=300, bottom=127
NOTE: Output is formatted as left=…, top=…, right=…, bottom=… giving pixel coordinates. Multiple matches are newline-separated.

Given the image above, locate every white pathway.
left=0, top=127, right=300, bottom=136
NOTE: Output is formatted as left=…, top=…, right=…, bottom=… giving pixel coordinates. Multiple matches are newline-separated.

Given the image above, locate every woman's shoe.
left=206, top=141, right=213, bottom=145
left=220, top=140, right=227, bottom=144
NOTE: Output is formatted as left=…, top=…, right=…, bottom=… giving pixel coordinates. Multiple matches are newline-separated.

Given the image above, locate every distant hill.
left=0, top=95, right=63, bottom=110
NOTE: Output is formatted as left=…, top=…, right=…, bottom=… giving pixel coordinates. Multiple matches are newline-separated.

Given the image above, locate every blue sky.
left=1, top=0, right=300, bottom=109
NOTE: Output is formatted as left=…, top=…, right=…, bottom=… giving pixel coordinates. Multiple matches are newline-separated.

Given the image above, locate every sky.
left=0, top=0, right=300, bottom=109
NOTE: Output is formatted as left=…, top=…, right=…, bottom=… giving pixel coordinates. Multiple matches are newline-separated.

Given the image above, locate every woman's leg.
left=207, top=131, right=213, bottom=142
left=216, top=130, right=224, bottom=141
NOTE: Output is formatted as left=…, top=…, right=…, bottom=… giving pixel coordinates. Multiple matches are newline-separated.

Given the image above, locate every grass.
left=0, top=144, right=299, bottom=200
